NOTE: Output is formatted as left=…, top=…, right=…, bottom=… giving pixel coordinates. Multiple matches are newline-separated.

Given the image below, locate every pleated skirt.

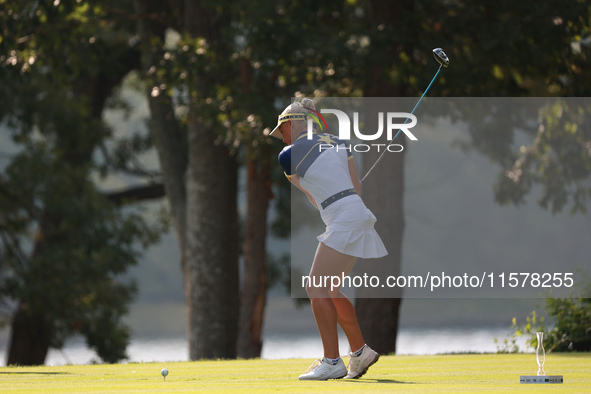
left=316, top=195, right=388, bottom=259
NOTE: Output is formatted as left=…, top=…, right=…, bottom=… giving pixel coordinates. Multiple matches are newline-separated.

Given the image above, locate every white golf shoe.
left=344, top=345, right=380, bottom=379
left=298, top=357, right=347, bottom=381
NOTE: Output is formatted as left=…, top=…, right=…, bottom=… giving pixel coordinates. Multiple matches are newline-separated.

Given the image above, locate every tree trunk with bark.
left=185, top=120, right=239, bottom=358
left=237, top=145, right=272, bottom=358
left=357, top=99, right=405, bottom=356
left=6, top=305, right=51, bottom=365
left=134, top=0, right=240, bottom=359
left=133, top=0, right=188, bottom=263
left=355, top=0, right=412, bottom=355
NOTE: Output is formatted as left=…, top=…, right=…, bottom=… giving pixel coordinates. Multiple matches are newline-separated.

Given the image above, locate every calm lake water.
left=1, top=327, right=528, bottom=366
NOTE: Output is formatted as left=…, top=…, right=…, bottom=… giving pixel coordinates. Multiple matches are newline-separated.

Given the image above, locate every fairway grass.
left=1, top=353, right=590, bottom=393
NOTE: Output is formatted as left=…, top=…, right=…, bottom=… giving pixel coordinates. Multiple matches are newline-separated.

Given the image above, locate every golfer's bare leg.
left=307, top=243, right=364, bottom=358
left=309, top=298, right=339, bottom=358
left=333, top=294, right=365, bottom=353
left=330, top=251, right=365, bottom=353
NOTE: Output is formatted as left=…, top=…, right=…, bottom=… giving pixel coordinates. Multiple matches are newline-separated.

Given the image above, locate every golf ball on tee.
left=161, top=368, right=169, bottom=379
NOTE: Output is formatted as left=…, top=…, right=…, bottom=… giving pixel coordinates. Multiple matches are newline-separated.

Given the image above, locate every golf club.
left=360, top=48, right=449, bottom=182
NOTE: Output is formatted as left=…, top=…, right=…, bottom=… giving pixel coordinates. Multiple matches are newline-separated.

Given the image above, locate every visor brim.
left=269, top=124, right=283, bottom=139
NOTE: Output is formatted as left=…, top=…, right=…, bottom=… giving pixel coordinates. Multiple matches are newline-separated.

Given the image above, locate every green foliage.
left=498, top=297, right=591, bottom=353
left=496, top=310, right=546, bottom=353
left=2, top=0, right=591, bottom=362
left=0, top=0, right=163, bottom=364
left=543, top=297, right=591, bottom=351
left=439, top=0, right=591, bottom=97
left=0, top=0, right=137, bottom=125
left=495, top=99, right=591, bottom=214
left=0, top=140, right=164, bottom=362
left=494, top=329, right=521, bottom=354
left=438, top=2, right=591, bottom=214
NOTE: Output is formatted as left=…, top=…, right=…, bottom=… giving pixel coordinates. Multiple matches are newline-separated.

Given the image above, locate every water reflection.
left=0, top=327, right=528, bottom=366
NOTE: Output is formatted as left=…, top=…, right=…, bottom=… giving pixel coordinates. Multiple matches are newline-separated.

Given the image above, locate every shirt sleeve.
left=346, top=143, right=353, bottom=159
left=278, top=145, right=294, bottom=177
left=335, top=137, right=353, bottom=159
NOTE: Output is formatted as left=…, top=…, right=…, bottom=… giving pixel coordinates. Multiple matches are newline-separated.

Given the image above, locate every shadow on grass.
left=343, top=378, right=414, bottom=384
left=0, top=371, right=72, bottom=375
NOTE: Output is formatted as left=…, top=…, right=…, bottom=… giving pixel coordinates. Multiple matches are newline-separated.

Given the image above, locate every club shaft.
left=360, top=65, right=442, bottom=183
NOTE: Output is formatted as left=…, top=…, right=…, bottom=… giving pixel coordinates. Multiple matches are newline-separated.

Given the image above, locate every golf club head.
left=433, top=48, right=449, bottom=67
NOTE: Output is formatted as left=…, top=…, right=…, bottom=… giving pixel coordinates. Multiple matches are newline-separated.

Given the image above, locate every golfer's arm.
left=289, top=175, right=319, bottom=210
left=348, top=157, right=362, bottom=195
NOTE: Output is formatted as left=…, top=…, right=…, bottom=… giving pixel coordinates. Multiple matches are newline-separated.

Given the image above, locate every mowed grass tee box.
left=1, top=353, right=590, bottom=393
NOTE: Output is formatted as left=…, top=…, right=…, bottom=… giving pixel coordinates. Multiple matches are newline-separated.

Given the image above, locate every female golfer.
left=269, top=98, right=387, bottom=380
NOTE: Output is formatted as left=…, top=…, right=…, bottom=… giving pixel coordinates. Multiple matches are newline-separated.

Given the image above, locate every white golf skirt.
left=316, top=195, right=388, bottom=259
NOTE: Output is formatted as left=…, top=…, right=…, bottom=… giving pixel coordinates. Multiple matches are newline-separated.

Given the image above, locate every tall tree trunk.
left=6, top=304, right=51, bottom=365
left=132, top=0, right=187, bottom=275
left=186, top=116, right=239, bottom=359
left=238, top=146, right=272, bottom=358
left=355, top=0, right=412, bottom=355
left=135, top=0, right=240, bottom=359
left=356, top=98, right=406, bottom=355
left=357, top=143, right=405, bottom=354
left=182, top=0, right=239, bottom=359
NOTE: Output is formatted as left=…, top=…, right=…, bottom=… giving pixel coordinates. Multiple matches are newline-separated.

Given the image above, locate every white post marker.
left=161, top=368, right=169, bottom=381
left=520, top=332, right=563, bottom=384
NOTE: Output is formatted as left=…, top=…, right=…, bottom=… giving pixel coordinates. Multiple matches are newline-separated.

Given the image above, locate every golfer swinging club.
left=269, top=98, right=387, bottom=380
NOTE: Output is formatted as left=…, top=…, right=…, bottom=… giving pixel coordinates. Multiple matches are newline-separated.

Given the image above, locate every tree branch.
left=105, top=183, right=165, bottom=205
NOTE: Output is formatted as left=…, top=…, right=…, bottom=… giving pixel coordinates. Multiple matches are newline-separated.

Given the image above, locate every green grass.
left=1, top=353, right=590, bottom=393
